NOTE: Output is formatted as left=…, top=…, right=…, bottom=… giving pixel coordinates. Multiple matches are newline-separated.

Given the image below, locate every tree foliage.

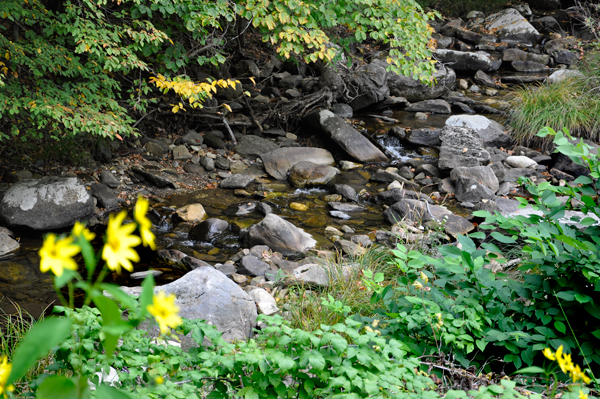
left=0, top=0, right=436, bottom=142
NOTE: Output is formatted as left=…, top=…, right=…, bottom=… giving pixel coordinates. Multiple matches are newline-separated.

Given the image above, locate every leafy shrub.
left=365, top=128, right=600, bottom=383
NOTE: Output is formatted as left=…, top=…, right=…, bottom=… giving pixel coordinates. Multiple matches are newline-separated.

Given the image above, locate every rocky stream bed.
left=0, top=3, right=595, bottom=340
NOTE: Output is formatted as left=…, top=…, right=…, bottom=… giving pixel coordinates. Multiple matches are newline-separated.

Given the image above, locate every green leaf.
left=139, top=273, right=155, bottom=318
left=53, top=269, right=78, bottom=289
left=490, top=232, right=516, bottom=244
left=308, top=352, right=326, bottom=371
left=36, top=376, right=78, bottom=399
left=8, top=317, right=71, bottom=387
left=513, top=366, right=545, bottom=375
left=95, top=385, right=133, bottom=399
left=93, top=295, right=132, bottom=359
left=554, top=321, right=566, bottom=334
left=100, top=284, right=138, bottom=312
left=468, top=232, right=486, bottom=239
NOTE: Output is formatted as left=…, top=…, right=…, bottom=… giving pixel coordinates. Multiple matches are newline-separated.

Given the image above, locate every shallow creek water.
left=0, top=96, right=510, bottom=317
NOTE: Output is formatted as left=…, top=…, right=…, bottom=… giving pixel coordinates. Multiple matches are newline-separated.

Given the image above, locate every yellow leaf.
left=172, top=105, right=179, bottom=113
left=222, top=103, right=232, bottom=113
left=249, top=77, right=256, bottom=85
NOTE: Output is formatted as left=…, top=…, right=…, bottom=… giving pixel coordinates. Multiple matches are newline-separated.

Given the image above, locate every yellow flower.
left=39, top=233, right=80, bottom=277
left=543, top=347, right=556, bottom=361
left=413, top=281, right=423, bottom=290
left=147, top=291, right=182, bottom=335
left=154, top=376, right=164, bottom=385
left=134, top=196, right=156, bottom=250
left=72, top=221, right=95, bottom=241
left=102, top=211, right=141, bottom=274
left=559, top=352, right=574, bottom=374
left=571, top=364, right=592, bottom=384
left=579, top=390, right=588, bottom=399
left=0, top=356, right=15, bottom=397
left=420, top=271, right=429, bottom=284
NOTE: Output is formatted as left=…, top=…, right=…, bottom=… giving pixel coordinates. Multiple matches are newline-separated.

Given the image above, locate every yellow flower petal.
left=102, top=211, right=141, bottom=274
left=39, top=234, right=80, bottom=277
left=543, top=348, right=556, bottom=361
left=420, top=271, right=429, bottom=284
left=147, top=291, right=182, bottom=335
left=0, top=356, right=14, bottom=396
left=134, top=196, right=156, bottom=250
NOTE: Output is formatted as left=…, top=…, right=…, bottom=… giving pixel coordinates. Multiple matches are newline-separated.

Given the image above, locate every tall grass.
left=508, top=52, right=600, bottom=150
left=0, top=300, right=54, bottom=394
left=283, top=245, right=397, bottom=331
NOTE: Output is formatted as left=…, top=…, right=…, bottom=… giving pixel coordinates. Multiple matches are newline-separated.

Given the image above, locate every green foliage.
left=365, top=127, right=600, bottom=386
left=508, top=52, right=600, bottom=149
left=0, top=0, right=437, bottom=143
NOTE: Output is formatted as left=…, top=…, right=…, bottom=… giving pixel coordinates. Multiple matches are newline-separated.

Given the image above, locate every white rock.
left=387, top=180, right=404, bottom=190
left=249, top=288, right=279, bottom=315
left=505, top=156, right=537, bottom=169
left=484, top=8, right=539, bottom=36
left=547, top=69, right=584, bottom=84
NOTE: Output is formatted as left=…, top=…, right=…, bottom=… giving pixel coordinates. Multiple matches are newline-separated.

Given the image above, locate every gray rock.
left=189, top=218, right=229, bottom=241
left=474, top=70, right=497, bottom=88
left=0, top=229, right=19, bottom=259
left=484, top=8, right=539, bottom=36
left=100, top=170, right=120, bottom=189
left=247, top=214, right=316, bottom=256
left=130, top=166, right=177, bottom=189
left=502, top=167, right=538, bottom=182
left=173, top=145, right=192, bottom=160
left=303, top=110, right=388, bottom=163
left=547, top=69, right=584, bottom=83
left=257, top=202, right=273, bottom=216
left=544, top=38, right=577, bottom=54
left=220, top=174, right=255, bottom=189
left=203, top=133, right=226, bottom=149
left=239, top=255, right=271, bottom=276
left=407, top=128, right=442, bottom=146
left=554, top=50, right=578, bottom=65
left=453, top=176, right=496, bottom=202
left=329, top=211, right=351, bottom=220
left=201, top=157, right=216, bottom=171
left=505, top=156, right=537, bottom=169
left=144, top=141, right=166, bottom=157
left=288, top=161, right=338, bottom=188
left=387, top=64, right=456, bottom=102
left=502, top=48, right=549, bottom=65
left=328, top=202, right=364, bottom=212
left=90, top=183, right=120, bottom=210
left=331, top=103, right=353, bottom=118
left=511, top=61, right=548, bottom=72
left=445, top=115, right=512, bottom=148
left=234, top=135, right=279, bottom=159
left=261, top=147, right=335, bottom=180
left=377, top=188, right=430, bottom=205
left=450, top=166, right=500, bottom=193
left=434, top=49, right=501, bottom=72
left=346, top=59, right=390, bottom=111
left=444, top=214, right=475, bottom=237
left=182, top=130, right=204, bottom=146
left=383, top=199, right=451, bottom=224
left=0, top=177, right=94, bottom=230
left=133, top=267, right=257, bottom=342
left=249, top=288, right=279, bottom=315
left=406, top=99, right=451, bottom=114
left=184, top=164, right=206, bottom=174
left=331, top=184, right=357, bottom=202
left=351, top=235, right=372, bottom=247
left=334, top=239, right=366, bottom=257
left=438, top=126, right=491, bottom=171
left=182, top=257, right=213, bottom=270
left=214, top=156, right=231, bottom=170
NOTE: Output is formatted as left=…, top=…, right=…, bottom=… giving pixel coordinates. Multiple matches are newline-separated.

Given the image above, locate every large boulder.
left=434, top=50, right=501, bottom=72
left=234, top=135, right=279, bottom=158
left=383, top=199, right=451, bottom=225
left=288, top=161, right=339, bottom=188
left=484, top=8, right=540, bottom=37
left=445, top=115, right=513, bottom=148
left=450, top=166, right=499, bottom=193
left=346, top=59, right=390, bottom=111
left=261, top=147, right=335, bottom=180
left=304, top=110, right=388, bottom=162
left=0, top=177, right=94, bottom=230
left=387, top=64, right=456, bottom=101
left=247, top=214, right=316, bottom=256
left=438, top=126, right=491, bottom=171
left=147, top=267, right=257, bottom=342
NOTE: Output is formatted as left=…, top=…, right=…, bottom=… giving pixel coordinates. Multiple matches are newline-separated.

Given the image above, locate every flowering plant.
left=0, top=196, right=181, bottom=398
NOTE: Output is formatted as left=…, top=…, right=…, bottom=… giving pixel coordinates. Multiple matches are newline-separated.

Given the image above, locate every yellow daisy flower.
left=102, top=211, right=141, bottom=274
left=580, top=390, right=588, bottom=399
left=0, top=356, right=14, bottom=397
left=72, top=221, right=95, bottom=241
left=39, top=233, right=80, bottom=277
left=134, top=196, right=156, bottom=250
left=147, top=291, right=182, bottom=335
left=571, top=364, right=591, bottom=384
left=543, top=347, right=556, bottom=361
